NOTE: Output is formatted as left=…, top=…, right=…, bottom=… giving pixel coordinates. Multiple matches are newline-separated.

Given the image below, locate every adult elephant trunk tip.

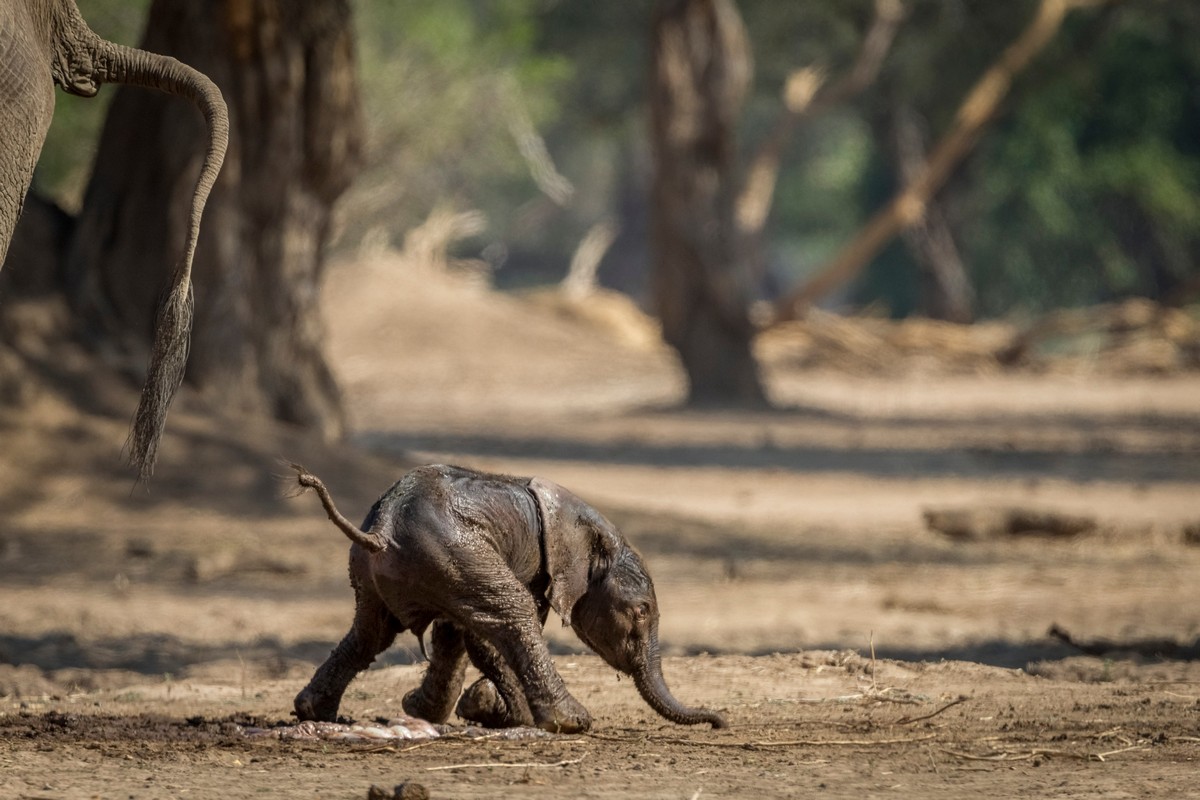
left=632, top=637, right=728, bottom=729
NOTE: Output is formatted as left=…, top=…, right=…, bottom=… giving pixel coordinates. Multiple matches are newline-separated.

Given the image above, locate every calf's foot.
left=532, top=692, right=592, bottom=734
left=455, top=678, right=508, bottom=727
left=403, top=686, right=456, bottom=724
left=294, top=684, right=340, bottom=723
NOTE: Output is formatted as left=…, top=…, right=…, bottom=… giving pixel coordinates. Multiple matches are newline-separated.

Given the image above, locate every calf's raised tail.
left=289, top=463, right=387, bottom=553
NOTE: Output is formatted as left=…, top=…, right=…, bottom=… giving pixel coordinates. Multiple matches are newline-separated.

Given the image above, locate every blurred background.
left=27, top=0, right=1200, bottom=311
left=0, top=0, right=1198, bottom=690
left=10, top=0, right=1200, bottom=417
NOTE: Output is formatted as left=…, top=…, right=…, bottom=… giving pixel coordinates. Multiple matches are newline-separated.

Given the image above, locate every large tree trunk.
left=649, top=0, right=766, bottom=407
left=67, top=0, right=362, bottom=439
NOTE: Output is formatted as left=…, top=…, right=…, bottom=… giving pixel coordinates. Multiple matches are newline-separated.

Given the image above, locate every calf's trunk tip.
left=632, top=641, right=727, bottom=729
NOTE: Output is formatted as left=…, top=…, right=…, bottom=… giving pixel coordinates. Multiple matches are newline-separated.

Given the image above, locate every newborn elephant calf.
left=291, top=464, right=726, bottom=733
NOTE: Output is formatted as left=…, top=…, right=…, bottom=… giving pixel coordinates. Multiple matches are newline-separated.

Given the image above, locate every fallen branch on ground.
left=1049, top=624, right=1200, bottom=659
left=924, top=506, right=1097, bottom=541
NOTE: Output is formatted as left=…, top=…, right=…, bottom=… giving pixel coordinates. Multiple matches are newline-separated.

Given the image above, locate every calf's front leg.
left=448, top=550, right=591, bottom=733
left=457, top=633, right=535, bottom=727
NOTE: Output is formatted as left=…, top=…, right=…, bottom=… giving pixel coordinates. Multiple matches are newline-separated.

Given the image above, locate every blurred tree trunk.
left=68, top=0, right=362, bottom=438
left=649, top=0, right=766, bottom=406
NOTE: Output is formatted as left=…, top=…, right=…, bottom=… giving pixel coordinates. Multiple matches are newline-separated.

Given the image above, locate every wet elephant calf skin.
left=292, top=464, right=727, bottom=733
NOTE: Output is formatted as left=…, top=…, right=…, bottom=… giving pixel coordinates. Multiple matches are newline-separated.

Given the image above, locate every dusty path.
left=3, top=653, right=1199, bottom=799
left=1, top=252, right=1198, bottom=798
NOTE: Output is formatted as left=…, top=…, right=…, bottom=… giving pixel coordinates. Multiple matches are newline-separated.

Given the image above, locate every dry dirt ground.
left=1, top=251, right=1198, bottom=799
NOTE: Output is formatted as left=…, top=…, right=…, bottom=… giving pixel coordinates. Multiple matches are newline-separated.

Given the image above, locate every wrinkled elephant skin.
left=0, top=0, right=228, bottom=478
left=292, top=463, right=727, bottom=733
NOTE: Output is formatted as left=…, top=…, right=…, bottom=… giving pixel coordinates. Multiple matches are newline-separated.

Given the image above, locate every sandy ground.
left=1, top=251, right=1198, bottom=799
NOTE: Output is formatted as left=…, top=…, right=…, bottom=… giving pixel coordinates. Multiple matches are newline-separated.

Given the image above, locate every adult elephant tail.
left=51, top=1, right=230, bottom=479
left=106, top=43, right=228, bottom=480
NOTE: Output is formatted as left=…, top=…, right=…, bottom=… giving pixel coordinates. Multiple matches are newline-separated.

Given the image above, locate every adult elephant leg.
left=457, top=633, right=534, bottom=728
left=0, top=11, right=56, bottom=267
left=402, top=620, right=468, bottom=724
left=449, top=551, right=590, bottom=733
left=294, top=584, right=400, bottom=722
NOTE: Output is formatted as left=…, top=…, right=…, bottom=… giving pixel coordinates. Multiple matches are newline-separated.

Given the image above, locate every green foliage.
left=778, top=0, right=1200, bottom=316
left=770, top=113, right=875, bottom=280
left=344, top=0, right=572, bottom=257
left=962, top=4, right=1200, bottom=314
left=32, top=0, right=1200, bottom=317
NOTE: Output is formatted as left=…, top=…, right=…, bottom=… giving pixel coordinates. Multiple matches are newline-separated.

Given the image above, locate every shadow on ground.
left=4, top=629, right=1197, bottom=679
left=361, top=425, right=1200, bottom=484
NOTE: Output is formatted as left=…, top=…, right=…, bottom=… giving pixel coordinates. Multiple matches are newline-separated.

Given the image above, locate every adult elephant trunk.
left=55, top=3, right=229, bottom=479
left=631, top=628, right=727, bottom=728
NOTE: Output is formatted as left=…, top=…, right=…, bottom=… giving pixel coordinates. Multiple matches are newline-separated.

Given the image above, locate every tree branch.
left=767, top=0, right=1123, bottom=327
left=736, top=0, right=907, bottom=240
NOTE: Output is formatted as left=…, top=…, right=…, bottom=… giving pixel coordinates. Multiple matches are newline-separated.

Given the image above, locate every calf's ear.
left=527, top=478, right=621, bottom=625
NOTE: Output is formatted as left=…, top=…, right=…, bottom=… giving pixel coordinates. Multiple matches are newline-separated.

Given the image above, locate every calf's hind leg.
left=295, top=583, right=400, bottom=722
left=402, top=620, right=468, bottom=723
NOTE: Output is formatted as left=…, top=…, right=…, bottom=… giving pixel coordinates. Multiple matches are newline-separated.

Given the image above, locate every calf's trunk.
left=631, top=629, right=727, bottom=728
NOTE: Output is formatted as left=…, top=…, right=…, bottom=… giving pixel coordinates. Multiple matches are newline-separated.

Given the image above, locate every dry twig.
left=795, top=689, right=923, bottom=706
left=939, top=746, right=1091, bottom=763
left=425, top=754, right=588, bottom=772
left=941, top=741, right=1151, bottom=763
left=747, top=733, right=940, bottom=749
left=362, top=733, right=584, bottom=755
left=1095, top=744, right=1149, bottom=761
left=895, top=696, right=970, bottom=726
left=589, top=732, right=938, bottom=750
